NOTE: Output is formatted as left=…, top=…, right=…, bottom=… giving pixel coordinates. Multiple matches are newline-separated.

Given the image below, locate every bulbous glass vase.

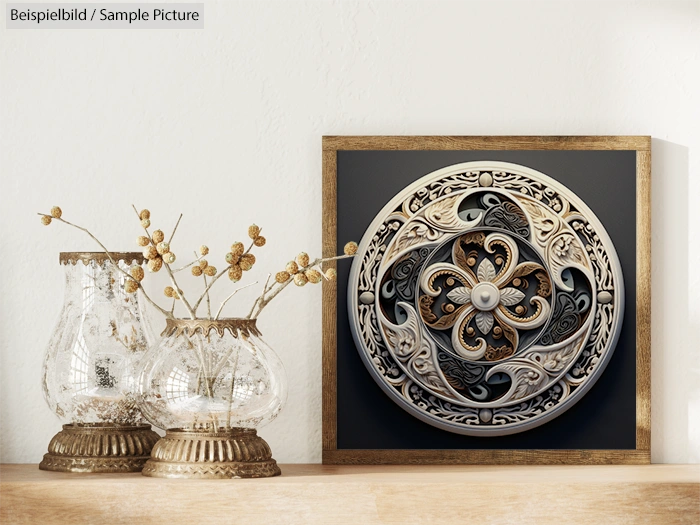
left=39, top=252, right=160, bottom=473
left=138, top=318, right=287, bottom=479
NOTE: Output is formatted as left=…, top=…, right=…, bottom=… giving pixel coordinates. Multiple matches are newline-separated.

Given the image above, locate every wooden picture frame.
left=322, top=136, right=651, bottom=465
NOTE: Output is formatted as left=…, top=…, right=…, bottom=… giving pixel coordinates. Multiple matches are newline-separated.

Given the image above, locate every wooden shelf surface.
left=1, top=463, right=699, bottom=524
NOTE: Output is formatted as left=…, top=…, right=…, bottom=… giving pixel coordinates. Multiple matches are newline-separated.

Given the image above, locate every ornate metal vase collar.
left=161, top=318, right=262, bottom=338
left=59, top=252, right=146, bottom=265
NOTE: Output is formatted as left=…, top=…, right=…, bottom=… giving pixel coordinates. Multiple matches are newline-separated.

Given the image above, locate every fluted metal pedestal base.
left=39, top=423, right=160, bottom=473
left=142, top=428, right=281, bottom=479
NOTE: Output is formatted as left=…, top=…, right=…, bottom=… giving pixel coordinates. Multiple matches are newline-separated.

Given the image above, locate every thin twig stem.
left=172, top=255, right=203, bottom=273
left=189, top=335, right=213, bottom=399
left=214, top=281, right=259, bottom=320
left=251, top=254, right=352, bottom=318
left=203, top=274, right=212, bottom=320
left=192, top=265, right=229, bottom=313
left=226, top=347, right=241, bottom=430
left=193, top=251, right=213, bottom=320
left=246, top=273, right=271, bottom=318
left=164, top=257, right=196, bottom=318
left=168, top=214, right=183, bottom=244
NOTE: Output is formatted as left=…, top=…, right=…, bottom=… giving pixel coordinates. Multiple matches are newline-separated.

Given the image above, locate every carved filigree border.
left=348, top=161, right=624, bottom=436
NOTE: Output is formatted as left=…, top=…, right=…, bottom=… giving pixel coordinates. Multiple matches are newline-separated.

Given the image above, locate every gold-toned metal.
left=161, top=318, right=262, bottom=339
left=39, top=423, right=160, bottom=473
left=142, top=428, right=281, bottom=479
left=59, top=252, right=145, bottom=266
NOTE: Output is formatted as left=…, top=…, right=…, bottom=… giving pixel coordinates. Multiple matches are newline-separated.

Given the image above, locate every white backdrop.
left=1, top=0, right=698, bottom=464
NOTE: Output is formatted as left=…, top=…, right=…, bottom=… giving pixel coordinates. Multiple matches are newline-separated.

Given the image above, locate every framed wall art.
left=322, top=136, right=651, bottom=464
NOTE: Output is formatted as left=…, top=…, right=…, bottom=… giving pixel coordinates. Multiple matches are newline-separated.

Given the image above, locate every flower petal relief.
left=418, top=230, right=552, bottom=362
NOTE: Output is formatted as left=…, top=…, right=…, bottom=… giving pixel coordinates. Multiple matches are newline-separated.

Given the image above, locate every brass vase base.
left=39, top=423, right=160, bottom=473
left=142, top=427, right=281, bottom=479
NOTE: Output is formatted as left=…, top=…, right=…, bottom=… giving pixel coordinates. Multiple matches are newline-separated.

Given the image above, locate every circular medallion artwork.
left=348, top=161, right=624, bottom=435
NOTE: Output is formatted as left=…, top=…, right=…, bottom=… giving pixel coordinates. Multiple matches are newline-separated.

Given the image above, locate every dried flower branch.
left=39, top=206, right=359, bottom=322
left=247, top=244, right=357, bottom=319
left=130, top=205, right=197, bottom=320
left=190, top=233, right=259, bottom=314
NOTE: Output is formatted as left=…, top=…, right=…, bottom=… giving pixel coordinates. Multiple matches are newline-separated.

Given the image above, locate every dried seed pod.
left=191, top=265, right=203, bottom=277
left=141, top=219, right=151, bottom=229
left=204, top=265, right=217, bottom=277
left=305, top=269, right=322, bottom=284
left=199, top=245, right=209, bottom=256
left=325, top=268, right=337, bottom=281
left=239, top=254, right=255, bottom=271
left=296, top=252, right=310, bottom=267
left=41, top=215, right=52, bottom=226
left=125, top=280, right=139, bottom=294
left=294, top=273, right=308, bottom=287
left=275, top=271, right=291, bottom=283
left=286, top=261, right=299, bottom=275
left=225, top=252, right=239, bottom=265
left=254, top=236, right=266, bottom=247
left=248, top=224, right=261, bottom=239
left=156, top=241, right=170, bottom=255
left=139, top=209, right=151, bottom=220
left=50, top=206, right=62, bottom=219
left=228, top=264, right=242, bottom=281
left=130, top=266, right=145, bottom=282
left=152, top=230, right=165, bottom=244
left=199, top=259, right=209, bottom=270
left=344, top=241, right=359, bottom=256
left=148, top=257, right=163, bottom=273
left=164, top=286, right=175, bottom=297
left=137, top=236, right=150, bottom=247
left=163, top=252, right=176, bottom=264
left=230, top=242, right=245, bottom=256
left=143, top=246, right=158, bottom=260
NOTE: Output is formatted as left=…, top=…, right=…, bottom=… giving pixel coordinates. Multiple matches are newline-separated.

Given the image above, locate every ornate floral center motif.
left=417, top=230, right=553, bottom=363
left=349, top=161, right=624, bottom=436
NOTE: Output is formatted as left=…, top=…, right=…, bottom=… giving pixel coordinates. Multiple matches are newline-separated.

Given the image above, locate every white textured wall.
left=1, top=0, right=698, bottom=464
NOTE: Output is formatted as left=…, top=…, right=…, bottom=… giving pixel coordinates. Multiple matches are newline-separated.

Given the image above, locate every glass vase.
left=137, top=318, right=287, bottom=479
left=40, top=252, right=160, bottom=473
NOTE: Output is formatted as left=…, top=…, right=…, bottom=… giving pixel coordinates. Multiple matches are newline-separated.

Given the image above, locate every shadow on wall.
left=650, top=139, right=696, bottom=463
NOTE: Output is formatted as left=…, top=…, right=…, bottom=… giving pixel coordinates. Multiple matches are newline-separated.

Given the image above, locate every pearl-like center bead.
left=471, top=282, right=500, bottom=311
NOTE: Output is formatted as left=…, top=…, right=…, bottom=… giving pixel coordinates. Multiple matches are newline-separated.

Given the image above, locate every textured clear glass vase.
left=40, top=252, right=159, bottom=473
left=138, top=318, right=287, bottom=431
left=137, top=318, right=287, bottom=478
